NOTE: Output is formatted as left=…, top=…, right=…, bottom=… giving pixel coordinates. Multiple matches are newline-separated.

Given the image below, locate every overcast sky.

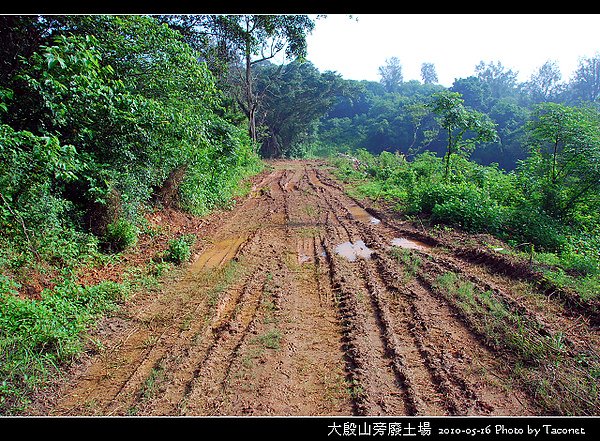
left=304, top=14, right=600, bottom=87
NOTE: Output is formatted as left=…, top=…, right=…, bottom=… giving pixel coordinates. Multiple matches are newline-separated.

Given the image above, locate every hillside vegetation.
left=0, top=16, right=262, bottom=412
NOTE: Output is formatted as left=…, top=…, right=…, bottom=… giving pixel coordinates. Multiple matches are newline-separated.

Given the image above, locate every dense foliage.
left=253, top=60, right=349, bottom=158
left=318, top=55, right=600, bottom=170
left=0, top=15, right=263, bottom=413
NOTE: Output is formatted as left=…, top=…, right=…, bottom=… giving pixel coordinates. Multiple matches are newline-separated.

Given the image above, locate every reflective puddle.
left=348, top=204, right=380, bottom=225
left=334, top=240, right=374, bottom=261
left=390, top=237, right=431, bottom=251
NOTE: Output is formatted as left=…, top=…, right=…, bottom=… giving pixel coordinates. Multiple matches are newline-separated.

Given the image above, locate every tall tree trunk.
left=444, top=128, right=452, bottom=180
left=244, top=23, right=257, bottom=143
left=552, top=138, right=559, bottom=184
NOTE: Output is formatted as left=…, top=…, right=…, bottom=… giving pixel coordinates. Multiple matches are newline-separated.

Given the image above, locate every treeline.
left=239, top=45, right=600, bottom=171
left=319, top=56, right=600, bottom=253
left=317, top=57, right=600, bottom=169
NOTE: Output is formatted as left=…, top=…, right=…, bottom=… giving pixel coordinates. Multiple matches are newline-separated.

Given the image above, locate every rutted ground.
left=27, top=160, right=599, bottom=416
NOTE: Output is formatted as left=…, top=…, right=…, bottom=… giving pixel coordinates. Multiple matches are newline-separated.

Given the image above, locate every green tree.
left=568, top=53, right=600, bottom=103
left=3, top=15, right=261, bottom=236
left=420, top=62, right=438, bottom=84
left=378, top=57, right=403, bottom=93
left=255, top=60, right=347, bottom=157
left=522, top=60, right=563, bottom=104
left=475, top=60, right=519, bottom=100
left=0, top=16, right=48, bottom=86
left=482, top=98, right=529, bottom=169
left=317, top=78, right=445, bottom=157
left=405, top=101, right=439, bottom=157
left=450, top=76, right=493, bottom=112
left=207, top=15, right=316, bottom=144
left=430, top=91, right=498, bottom=179
left=525, top=102, right=600, bottom=217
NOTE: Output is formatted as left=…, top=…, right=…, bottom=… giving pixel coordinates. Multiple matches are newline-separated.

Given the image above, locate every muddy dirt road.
left=28, top=160, right=599, bottom=416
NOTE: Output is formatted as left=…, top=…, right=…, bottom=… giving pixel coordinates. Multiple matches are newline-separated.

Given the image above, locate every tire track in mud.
left=130, top=251, right=269, bottom=415
left=37, top=170, right=282, bottom=416
left=428, top=249, right=600, bottom=362
left=363, top=209, right=599, bottom=381
left=178, top=262, right=272, bottom=415
left=205, top=163, right=351, bottom=415
left=326, top=163, right=598, bottom=414
left=370, top=251, right=528, bottom=415
left=128, top=163, right=349, bottom=416
left=34, top=160, right=598, bottom=416
left=316, top=181, right=439, bottom=415
left=134, top=171, right=295, bottom=415
left=296, top=167, right=414, bottom=414
left=310, top=168, right=538, bottom=415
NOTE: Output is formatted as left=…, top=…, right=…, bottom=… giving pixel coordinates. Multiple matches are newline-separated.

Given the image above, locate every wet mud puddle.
left=348, top=204, right=380, bottom=225
left=335, top=240, right=374, bottom=261
left=334, top=237, right=431, bottom=262
left=390, top=237, right=431, bottom=251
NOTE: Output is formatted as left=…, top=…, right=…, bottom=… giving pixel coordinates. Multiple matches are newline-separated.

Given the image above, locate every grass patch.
left=389, top=247, right=421, bottom=281
left=255, top=330, right=282, bottom=350
left=297, top=226, right=322, bottom=238
left=0, top=248, right=183, bottom=414
left=432, top=271, right=600, bottom=415
left=139, top=359, right=166, bottom=401
left=0, top=278, right=131, bottom=414
left=303, top=204, right=318, bottom=217
left=257, top=270, right=281, bottom=331
left=499, top=246, right=600, bottom=302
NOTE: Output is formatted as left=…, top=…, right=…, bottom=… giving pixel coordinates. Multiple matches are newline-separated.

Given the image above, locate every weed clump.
left=103, top=219, right=138, bottom=253
left=164, top=234, right=196, bottom=265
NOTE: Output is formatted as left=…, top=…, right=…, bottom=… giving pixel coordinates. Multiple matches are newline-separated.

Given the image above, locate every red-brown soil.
left=25, top=160, right=599, bottom=416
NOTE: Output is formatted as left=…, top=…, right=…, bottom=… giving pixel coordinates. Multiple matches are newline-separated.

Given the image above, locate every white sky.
left=304, top=14, right=600, bottom=87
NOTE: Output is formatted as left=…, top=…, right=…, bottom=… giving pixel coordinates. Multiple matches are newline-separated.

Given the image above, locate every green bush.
left=504, top=204, right=567, bottom=252
left=559, top=234, right=600, bottom=276
left=165, top=234, right=196, bottom=265
left=561, top=251, right=600, bottom=276
left=431, top=191, right=505, bottom=234
left=103, top=219, right=138, bottom=252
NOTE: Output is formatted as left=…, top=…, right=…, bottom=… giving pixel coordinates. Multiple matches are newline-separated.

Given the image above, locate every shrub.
left=103, top=219, right=138, bottom=252
left=0, top=278, right=129, bottom=413
left=504, top=203, right=567, bottom=252
left=559, top=234, right=600, bottom=276
left=165, top=234, right=196, bottom=265
left=561, top=251, right=600, bottom=276
left=431, top=191, right=505, bottom=234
